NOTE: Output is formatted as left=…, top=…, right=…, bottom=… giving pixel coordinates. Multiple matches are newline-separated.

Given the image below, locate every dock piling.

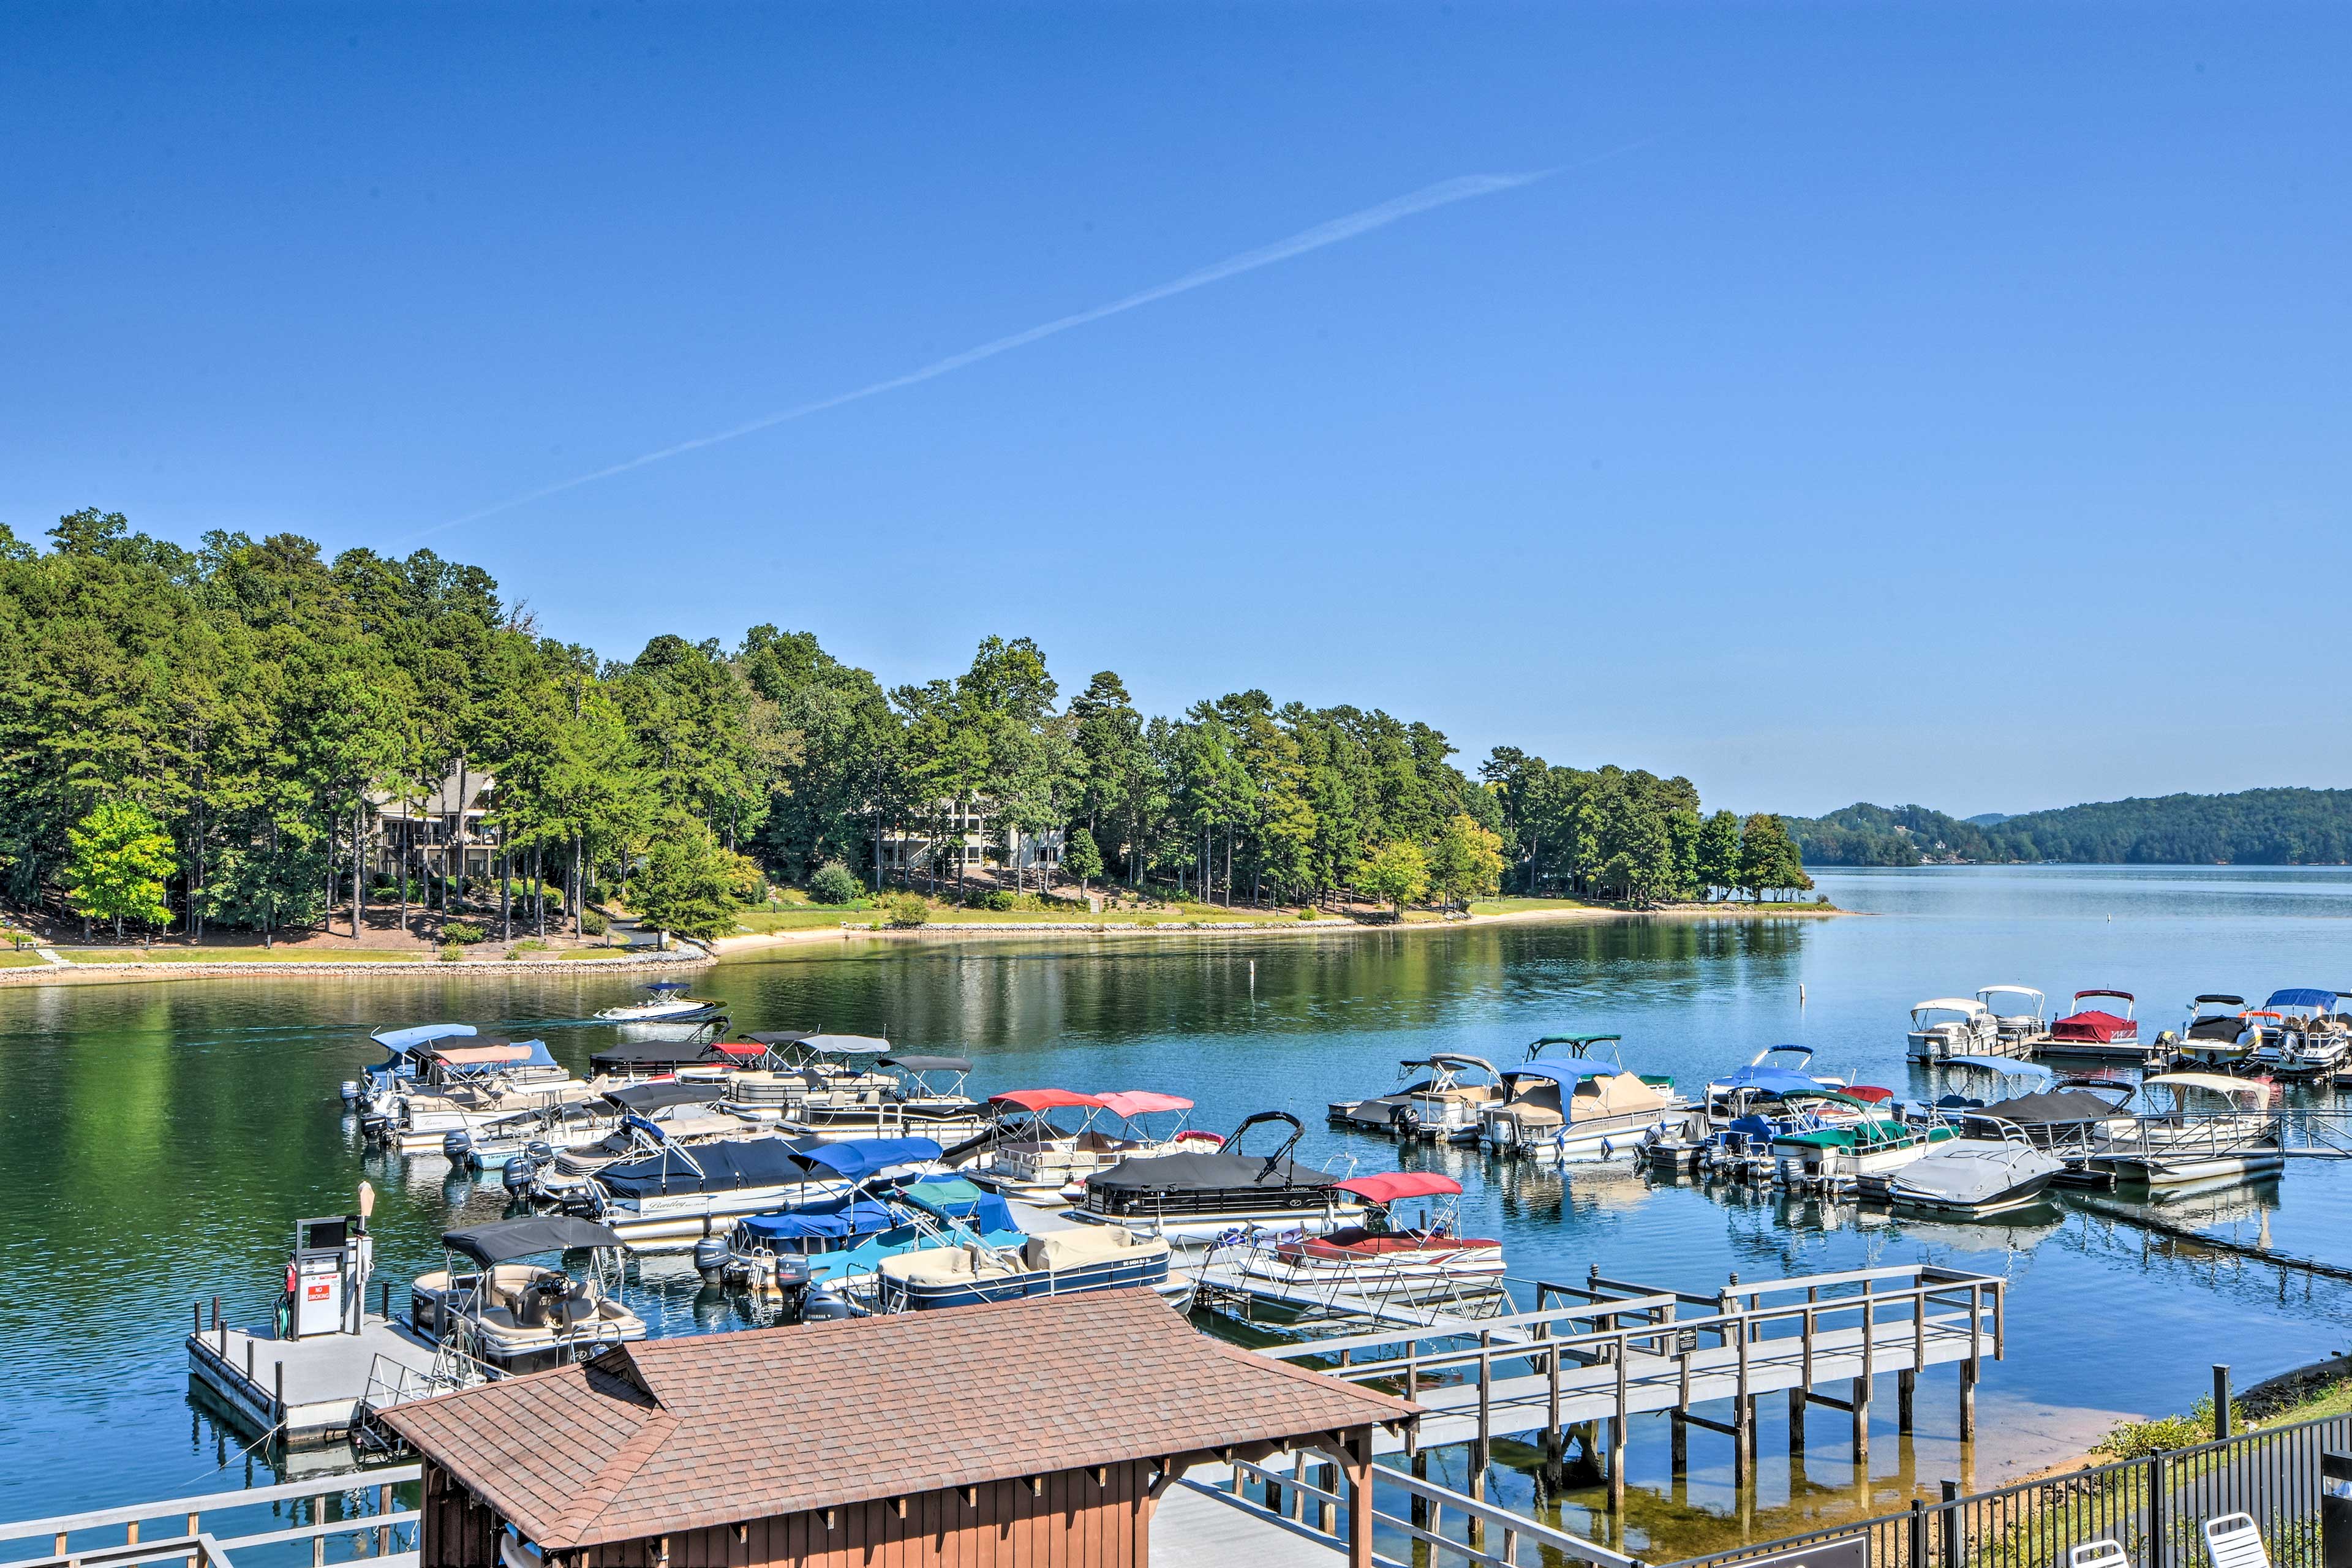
left=1958, top=1359, right=1977, bottom=1441
left=1789, top=1387, right=1806, bottom=1452
left=1670, top=1411, right=1688, bottom=1476
left=1898, top=1368, right=1916, bottom=1433
left=274, top=1360, right=284, bottom=1422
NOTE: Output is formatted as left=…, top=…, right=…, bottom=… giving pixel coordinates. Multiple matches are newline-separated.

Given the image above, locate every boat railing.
left=0, top=1465, right=423, bottom=1568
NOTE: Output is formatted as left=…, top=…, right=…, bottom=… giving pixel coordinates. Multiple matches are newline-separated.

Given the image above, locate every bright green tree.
left=632, top=820, right=741, bottom=940
left=1063, top=826, right=1103, bottom=893
left=1427, top=813, right=1505, bottom=910
left=1695, top=810, right=1743, bottom=900
left=1355, top=838, right=1428, bottom=916
left=62, top=799, right=178, bottom=940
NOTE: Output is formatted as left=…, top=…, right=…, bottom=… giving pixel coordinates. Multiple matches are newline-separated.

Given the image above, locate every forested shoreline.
left=1789, top=792, right=2352, bottom=866
left=0, top=511, right=1812, bottom=940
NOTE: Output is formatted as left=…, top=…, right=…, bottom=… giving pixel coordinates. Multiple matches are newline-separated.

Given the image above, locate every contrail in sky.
left=416, top=155, right=1632, bottom=539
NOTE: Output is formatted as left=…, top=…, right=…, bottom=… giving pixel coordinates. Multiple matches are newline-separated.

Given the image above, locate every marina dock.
left=186, top=1310, right=440, bottom=1447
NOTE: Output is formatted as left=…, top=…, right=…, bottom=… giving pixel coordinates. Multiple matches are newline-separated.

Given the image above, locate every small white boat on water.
left=966, top=1090, right=1212, bottom=1206
left=1977, top=987, right=2050, bottom=1054
left=1905, top=998, right=2000, bottom=1061
left=2044, top=989, right=2152, bottom=1063
left=1212, top=1172, right=1506, bottom=1308
left=593, top=981, right=725, bottom=1025
left=2174, top=995, right=2257, bottom=1069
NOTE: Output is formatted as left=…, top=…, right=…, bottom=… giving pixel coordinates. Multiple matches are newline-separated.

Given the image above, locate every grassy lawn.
left=0, top=950, right=47, bottom=967
left=736, top=907, right=867, bottom=933
left=61, top=946, right=428, bottom=964
left=1468, top=896, right=1603, bottom=915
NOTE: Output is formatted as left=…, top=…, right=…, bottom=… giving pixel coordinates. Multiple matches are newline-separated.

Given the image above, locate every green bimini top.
left=1774, top=1117, right=1954, bottom=1153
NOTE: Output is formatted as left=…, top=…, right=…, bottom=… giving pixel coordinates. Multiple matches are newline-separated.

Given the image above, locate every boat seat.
left=2068, top=1540, right=2128, bottom=1568
left=476, top=1307, right=521, bottom=1330
left=1022, top=1228, right=1141, bottom=1270
left=2203, top=1514, right=2267, bottom=1568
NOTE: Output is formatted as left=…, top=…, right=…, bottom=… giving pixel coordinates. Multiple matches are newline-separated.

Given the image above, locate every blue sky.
left=4, top=4, right=2347, bottom=818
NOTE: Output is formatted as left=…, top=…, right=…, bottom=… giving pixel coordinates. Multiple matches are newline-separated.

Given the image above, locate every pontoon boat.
left=582, top=1134, right=941, bottom=1248
left=2079, top=1072, right=2285, bottom=1185
left=1329, top=1054, right=1504, bottom=1140
left=2248, top=989, right=2352, bottom=1077
left=1905, top=999, right=1999, bottom=1061
left=1071, top=1111, right=1365, bottom=1249
left=1977, top=987, right=2050, bottom=1054
left=2045, top=990, right=2149, bottom=1062
left=409, top=1216, right=644, bottom=1373
left=1477, top=1060, right=1681, bottom=1161
left=778, top=1054, right=989, bottom=1140
left=1216, top=1171, right=1506, bottom=1303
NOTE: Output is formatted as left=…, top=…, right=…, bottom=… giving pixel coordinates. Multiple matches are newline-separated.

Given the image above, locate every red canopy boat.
left=2049, top=990, right=2140, bottom=1049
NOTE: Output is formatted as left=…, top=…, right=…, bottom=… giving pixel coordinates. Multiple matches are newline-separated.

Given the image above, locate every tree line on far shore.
left=0, top=510, right=1814, bottom=940
left=1789, top=791, right=2352, bottom=867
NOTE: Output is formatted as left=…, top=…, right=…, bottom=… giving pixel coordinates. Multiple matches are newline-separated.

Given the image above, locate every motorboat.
left=593, top=981, right=726, bottom=1025
left=1860, top=1125, right=2065, bottom=1216
left=704, top=1174, right=1033, bottom=1320
left=962, top=1090, right=1211, bottom=1205
left=1071, top=1111, right=1365, bottom=1250
left=1215, top=1171, right=1506, bottom=1305
left=344, top=1022, right=478, bottom=1118
left=582, top=1134, right=942, bottom=1249
left=374, top=1039, right=595, bottom=1152
left=872, top=1218, right=1174, bottom=1312
left=1478, top=1060, right=1681, bottom=1162
left=2173, top=995, right=2257, bottom=1069
left=778, top=1053, right=990, bottom=1140
left=1977, top=987, right=2050, bottom=1054
left=1905, top=998, right=2000, bottom=1061
left=2079, top=1072, right=2285, bottom=1186
left=1704, top=1044, right=1849, bottom=1098
left=2044, top=990, right=2149, bottom=1062
left=1645, top=1049, right=1867, bottom=1170
left=408, top=1216, right=644, bottom=1373
left=1329, top=1053, right=1505, bottom=1140
left=723, top=1033, right=900, bottom=1119
left=1770, top=1095, right=1961, bottom=1188
left=524, top=1080, right=763, bottom=1196
left=2248, top=989, right=2352, bottom=1077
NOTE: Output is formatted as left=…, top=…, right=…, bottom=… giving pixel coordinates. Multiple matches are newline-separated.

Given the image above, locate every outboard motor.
left=692, top=1234, right=733, bottom=1280
left=339, top=1079, right=361, bottom=1104
left=442, top=1129, right=473, bottom=1164
left=523, top=1140, right=555, bottom=1166
left=800, top=1280, right=852, bottom=1321
left=502, top=1153, right=540, bottom=1196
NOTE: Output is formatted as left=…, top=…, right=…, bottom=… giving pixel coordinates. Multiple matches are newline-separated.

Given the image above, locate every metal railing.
left=1200, top=1452, right=1640, bottom=1568
left=1, top=1468, right=421, bottom=1568
left=1660, top=1414, right=2352, bottom=1568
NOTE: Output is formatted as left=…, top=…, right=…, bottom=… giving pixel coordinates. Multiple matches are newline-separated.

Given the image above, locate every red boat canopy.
left=1333, top=1172, right=1463, bottom=1204
left=1845, top=1085, right=1894, bottom=1104
left=1094, top=1091, right=1193, bottom=1118
left=2052, top=1010, right=2136, bottom=1042
left=709, top=1041, right=771, bottom=1058
left=988, top=1089, right=1105, bottom=1112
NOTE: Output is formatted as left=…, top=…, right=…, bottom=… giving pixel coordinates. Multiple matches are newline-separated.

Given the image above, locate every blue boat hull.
left=889, top=1250, right=1171, bottom=1310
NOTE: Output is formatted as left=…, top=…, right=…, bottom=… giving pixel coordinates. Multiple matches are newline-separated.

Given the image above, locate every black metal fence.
left=1662, top=1413, right=2352, bottom=1568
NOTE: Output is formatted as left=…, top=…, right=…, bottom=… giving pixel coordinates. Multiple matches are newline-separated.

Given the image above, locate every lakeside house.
left=365, top=770, right=500, bottom=886
left=381, top=1289, right=1414, bottom=1568
left=878, top=798, right=1065, bottom=882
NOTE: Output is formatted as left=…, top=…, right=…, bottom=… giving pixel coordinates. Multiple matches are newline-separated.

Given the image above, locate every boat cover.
left=1501, top=1061, right=1625, bottom=1088
left=1970, top=1088, right=2128, bottom=1126
left=1335, top=1172, right=1463, bottom=1204
left=2185, top=1016, right=2252, bottom=1042
left=881, top=1055, right=973, bottom=1074
left=990, top=1089, right=1104, bottom=1112
left=803, top=1034, right=891, bottom=1055
left=597, top=1137, right=815, bottom=1197
left=429, top=1039, right=559, bottom=1070
left=371, top=1023, right=478, bottom=1052
left=1095, top=1091, right=1193, bottom=1117
left=605, top=1080, right=726, bottom=1113
left=2264, top=989, right=2341, bottom=1011
left=1087, top=1150, right=1340, bottom=1194
left=739, top=1198, right=902, bottom=1242
left=589, top=1039, right=737, bottom=1069
left=442, top=1216, right=624, bottom=1266
left=794, top=1137, right=943, bottom=1181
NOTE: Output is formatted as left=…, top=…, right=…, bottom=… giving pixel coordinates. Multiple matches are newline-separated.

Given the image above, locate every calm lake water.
left=7, top=865, right=2352, bottom=1556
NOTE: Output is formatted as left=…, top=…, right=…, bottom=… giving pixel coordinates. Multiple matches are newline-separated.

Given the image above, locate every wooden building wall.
left=421, top=1460, right=509, bottom=1568
left=573, top=1459, right=1153, bottom=1568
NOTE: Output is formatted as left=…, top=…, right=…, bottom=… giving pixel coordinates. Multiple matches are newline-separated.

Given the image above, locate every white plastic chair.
left=2203, top=1512, right=2271, bottom=1568
left=2067, top=1538, right=2128, bottom=1568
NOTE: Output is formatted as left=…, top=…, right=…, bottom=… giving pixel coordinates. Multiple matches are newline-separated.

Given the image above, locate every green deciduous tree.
left=1355, top=838, right=1428, bottom=916
left=1427, top=813, right=1506, bottom=910
left=62, top=798, right=177, bottom=940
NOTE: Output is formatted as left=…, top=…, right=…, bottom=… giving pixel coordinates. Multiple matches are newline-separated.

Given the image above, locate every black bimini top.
left=441, top=1216, right=624, bottom=1268
left=595, top=1137, right=817, bottom=1199
left=2193, top=995, right=2247, bottom=1007
left=587, top=1039, right=734, bottom=1071
left=1087, top=1151, right=1339, bottom=1196
left=604, top=1080, right=726, bottom=1114
left=1967, top=1088, right=2128, bottom=1126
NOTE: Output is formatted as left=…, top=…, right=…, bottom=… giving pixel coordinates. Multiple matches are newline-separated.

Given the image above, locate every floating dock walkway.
left=185, top=1305, right=440, bottom=1447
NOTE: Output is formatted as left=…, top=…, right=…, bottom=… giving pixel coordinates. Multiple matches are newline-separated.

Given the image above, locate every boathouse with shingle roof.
left=381, top=1287, right=1418, bottom=1568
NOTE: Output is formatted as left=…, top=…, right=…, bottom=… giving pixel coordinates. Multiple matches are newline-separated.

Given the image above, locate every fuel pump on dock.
left=285, top=1183, right=374, bottom=1339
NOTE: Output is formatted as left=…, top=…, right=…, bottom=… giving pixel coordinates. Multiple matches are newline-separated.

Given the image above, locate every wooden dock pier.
left=1255, top=1262, right=2004, bottom=1509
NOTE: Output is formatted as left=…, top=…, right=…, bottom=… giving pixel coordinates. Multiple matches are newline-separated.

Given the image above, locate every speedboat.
left=2080, top=1072, right=2284, bottom=1186
left=593, top=982, right=725, bottom=1025
left=1905, top=998, right=1999, bottom=1061
left=1977, top=987, right=2049, bottom=1054
left=779, top=1053, right=990, bottom=1140
left=409, top=1216, right=644, bottom=1372
left=1860, top=1125, right=2064, bottom=1216
left=582, top=1134, right=941, bottom=1249
left=2173, top=995, right=2256, bottom=1069
left=2248, top=989, right=2352, bottom=1077
left=1329, top=1053, right=1504, bottom=1140
left=1070, top=1111, right=1365, bottom=1251
left=1216, top=1172, right=1505, bottom=1303
left=2045, top=989, right=2149, bottom=1062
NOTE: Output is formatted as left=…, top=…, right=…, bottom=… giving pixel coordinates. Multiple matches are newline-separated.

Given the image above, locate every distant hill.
left=1787, top=788, right=2352, bottom=866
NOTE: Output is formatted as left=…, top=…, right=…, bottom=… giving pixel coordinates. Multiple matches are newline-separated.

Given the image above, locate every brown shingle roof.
left=380, top=1289, right=1415, bottom=1550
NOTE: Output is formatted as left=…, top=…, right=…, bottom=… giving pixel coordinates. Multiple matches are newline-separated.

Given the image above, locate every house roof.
left=379, top=1288, right=1414, bottom=1550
